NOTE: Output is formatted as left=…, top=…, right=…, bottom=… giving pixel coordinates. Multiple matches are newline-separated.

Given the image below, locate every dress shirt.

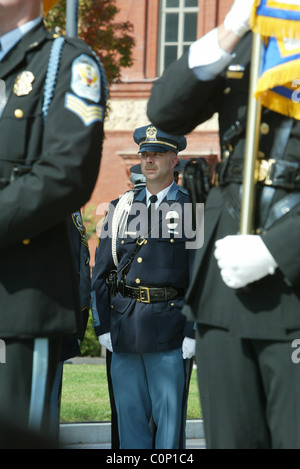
left=0, top=17, right=42, bottom=61
left=146, top=183, right=173, bottom=208
left=188, top=27, right=233, bottom=81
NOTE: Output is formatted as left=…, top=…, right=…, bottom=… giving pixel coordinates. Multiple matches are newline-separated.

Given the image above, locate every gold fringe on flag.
left=250, top=0, right=300, bottom=40
left=259, top=87, right=300, bottom=120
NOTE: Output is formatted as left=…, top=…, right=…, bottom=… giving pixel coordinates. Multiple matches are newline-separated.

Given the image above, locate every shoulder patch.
left=71, top=54, right=101, bottom=102
left=71, top=211, right=85, bottom=236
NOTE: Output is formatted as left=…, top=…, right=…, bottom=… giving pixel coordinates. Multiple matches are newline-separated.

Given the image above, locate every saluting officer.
left=0, top=0, right=107, bottom=442
left=147, top=0, right=300, bottom=450
left=92, top=124, right=196, bottom=449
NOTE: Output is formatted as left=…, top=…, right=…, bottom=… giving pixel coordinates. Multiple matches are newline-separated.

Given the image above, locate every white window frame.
left=158, top=0, right=198, bottom=76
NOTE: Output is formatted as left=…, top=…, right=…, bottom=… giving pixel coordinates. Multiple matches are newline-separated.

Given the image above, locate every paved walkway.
left=60, top=421, right=206, bottom=449
left=62, top=440, right=206, bottom=449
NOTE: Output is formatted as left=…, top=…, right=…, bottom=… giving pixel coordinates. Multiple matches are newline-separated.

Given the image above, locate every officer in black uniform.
left=0, top=0, right=107, bottom=441
left=147, top=0, right=300, bottom=449
left=92, top=124, right=196, bottom=449
left=50, top=210, right=91, bottom=440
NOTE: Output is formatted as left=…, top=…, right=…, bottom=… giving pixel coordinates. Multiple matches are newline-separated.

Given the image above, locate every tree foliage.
left=44, top=0, right=135, bottom=84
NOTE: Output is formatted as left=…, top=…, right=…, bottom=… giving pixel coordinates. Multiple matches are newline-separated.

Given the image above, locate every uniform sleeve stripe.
left=64, top=92, right=104, bottom=126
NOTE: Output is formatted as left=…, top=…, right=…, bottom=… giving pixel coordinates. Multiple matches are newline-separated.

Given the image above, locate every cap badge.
left=146, top=125, right=158, bottom=142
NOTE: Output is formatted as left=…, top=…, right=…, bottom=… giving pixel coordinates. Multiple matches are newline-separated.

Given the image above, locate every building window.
left=158, top=0, right=198, bottom=75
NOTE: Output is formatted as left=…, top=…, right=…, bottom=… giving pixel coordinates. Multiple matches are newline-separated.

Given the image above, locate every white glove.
left=182, top=337, right=196, bottom=360
left=98, top=332, right=113, bottom=352
left=214, top=235, right=278, bottom=289
left=224, top=0, right=255, bottom=37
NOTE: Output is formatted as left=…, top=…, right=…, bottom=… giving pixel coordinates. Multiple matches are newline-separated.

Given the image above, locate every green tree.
left=44, top=0, right=135, bottom=84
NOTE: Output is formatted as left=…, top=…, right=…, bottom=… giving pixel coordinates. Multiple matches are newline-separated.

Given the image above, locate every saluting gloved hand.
left=182, top=337, right=196, bottom=360
left=214, top=235, right=278, bottom=289
left=224, top=0, right=255, bottom=38
left=98, top=332, right=113, bottom=352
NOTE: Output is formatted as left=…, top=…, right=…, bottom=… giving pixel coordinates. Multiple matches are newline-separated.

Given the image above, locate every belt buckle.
left=257, top=158, right=276, bottom=185
left=139, top=286, right=150, bottom=303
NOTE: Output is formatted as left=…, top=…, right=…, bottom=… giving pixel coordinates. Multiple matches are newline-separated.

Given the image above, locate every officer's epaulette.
left=166, top=183, right=189, bottom=201
left=178, top=185, right=189, bottom=196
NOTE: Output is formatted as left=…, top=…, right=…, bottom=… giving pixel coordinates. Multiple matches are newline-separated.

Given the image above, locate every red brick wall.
left=86, top=0, right=232, bottom=264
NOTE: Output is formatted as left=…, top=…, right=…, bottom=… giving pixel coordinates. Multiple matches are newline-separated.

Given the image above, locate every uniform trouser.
left=49, top=360, right=64, bottom=439
left=110, top=348, right=186, bottom=449
left=0, top=338, right=61, bottom=448
left=196, top=325, right=300, bottom=449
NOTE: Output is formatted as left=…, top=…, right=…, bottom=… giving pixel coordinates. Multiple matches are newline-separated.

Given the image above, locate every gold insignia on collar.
left=146, top=125, right=157, bottom=141
left=13, top=71, right=35, bottom=96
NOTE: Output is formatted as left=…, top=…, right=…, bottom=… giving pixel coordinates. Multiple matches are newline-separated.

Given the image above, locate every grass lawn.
left=60, top=363, right=202, bottom=423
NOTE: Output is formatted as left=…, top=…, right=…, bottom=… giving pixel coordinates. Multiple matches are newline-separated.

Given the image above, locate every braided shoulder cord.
left=111, top=191, right=135, bottom=267
left=42, top=36, right=65, bottom=121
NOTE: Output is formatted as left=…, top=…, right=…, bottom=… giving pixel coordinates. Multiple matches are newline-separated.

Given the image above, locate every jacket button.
left=222, top=149, right=231, bottom=159
left=135, top=278, right=141, bottom=284
left=170, top=239, right=174, bottom=243
left=137, top=257, right=143, bottom=263
left=260, top=122, right=270, bottom=135
left=14, top=109, right=24, bottom=118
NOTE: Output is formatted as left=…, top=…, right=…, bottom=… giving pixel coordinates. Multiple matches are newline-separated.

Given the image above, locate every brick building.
left=87, top=0, right=233, bottom=260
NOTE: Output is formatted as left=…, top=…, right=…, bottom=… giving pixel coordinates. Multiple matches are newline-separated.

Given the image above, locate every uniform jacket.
left=91, top=183, right=195, bottom=353
left=0, top=21, right=106, bottom=338
left=60, top=211, right=91, bottom=361
left=147, top=33, right=300, bottom=339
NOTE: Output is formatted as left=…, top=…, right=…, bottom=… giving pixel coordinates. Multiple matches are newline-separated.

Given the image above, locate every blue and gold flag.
left=251, top=0, right=300, bottom=120
left=251, top=0, right=300, bottom=38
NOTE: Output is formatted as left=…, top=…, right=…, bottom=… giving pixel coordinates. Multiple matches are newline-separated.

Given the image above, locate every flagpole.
left=239, top=33, right=263, bottom=234
left=66, top=0, right=78, bottom=38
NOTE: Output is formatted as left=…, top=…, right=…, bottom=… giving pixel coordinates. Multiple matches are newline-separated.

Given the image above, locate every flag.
left=251, top=0, right=300, bottom=38
left=251, top=0, right=300, bottom=120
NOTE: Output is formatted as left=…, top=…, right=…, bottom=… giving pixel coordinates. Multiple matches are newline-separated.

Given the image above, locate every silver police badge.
left=13, top=71, right=35, bottom=96
left=166, top=210, right=180, bottom=234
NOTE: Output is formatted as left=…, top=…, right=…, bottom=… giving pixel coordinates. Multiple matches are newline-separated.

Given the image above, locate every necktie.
left=148, top=194, right=158, bottom=207
left=148, top=194, right=158, bottom=228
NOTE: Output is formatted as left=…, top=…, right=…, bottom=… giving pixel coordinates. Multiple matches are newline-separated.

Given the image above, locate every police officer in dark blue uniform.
left=92, top=124, right=196, bottom=449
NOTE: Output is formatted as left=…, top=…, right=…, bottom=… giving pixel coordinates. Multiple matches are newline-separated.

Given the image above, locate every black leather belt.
left=119, top=284, right=186, bottom=303
left=215, top=158, right=300, bottom=191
